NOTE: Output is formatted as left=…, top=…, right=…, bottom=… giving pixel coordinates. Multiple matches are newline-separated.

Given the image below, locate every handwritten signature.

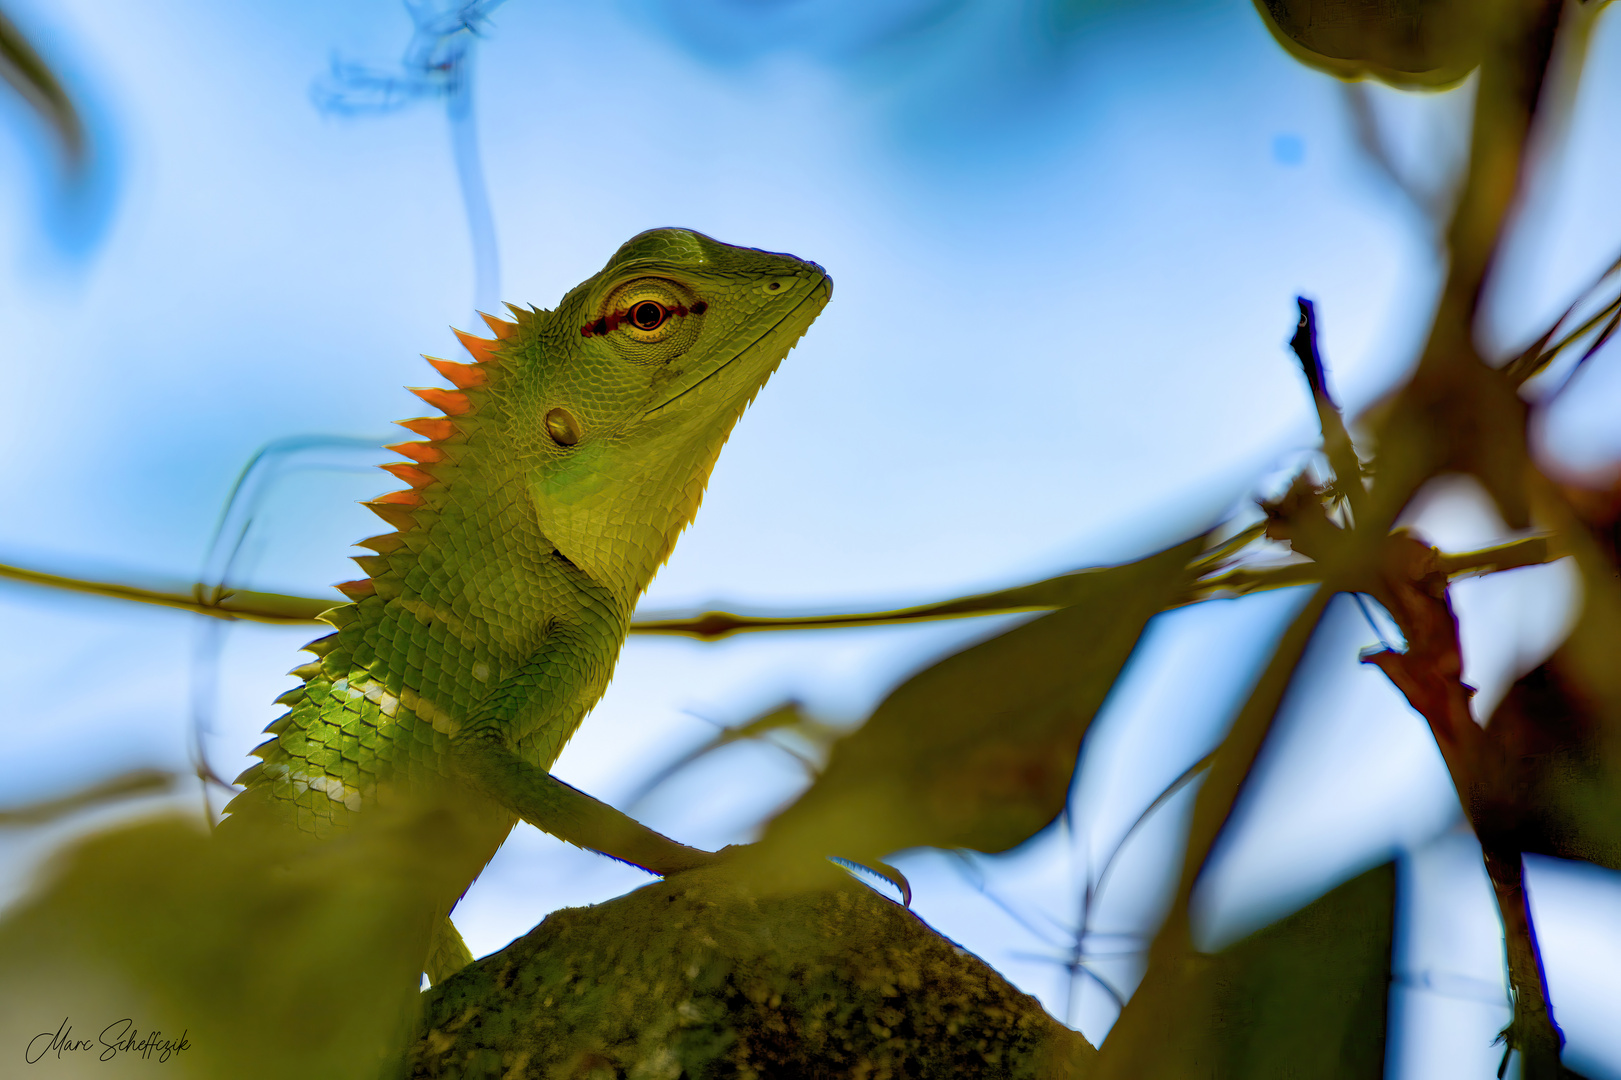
left=26, top=1018, right=190, bottom=1064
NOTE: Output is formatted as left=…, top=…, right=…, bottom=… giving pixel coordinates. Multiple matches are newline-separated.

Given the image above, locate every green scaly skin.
left=221, top=229, right=830, bottom=981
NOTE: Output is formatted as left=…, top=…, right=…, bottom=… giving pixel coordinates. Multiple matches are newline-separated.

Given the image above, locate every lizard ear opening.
left=545, top=408, right=582, bottom=447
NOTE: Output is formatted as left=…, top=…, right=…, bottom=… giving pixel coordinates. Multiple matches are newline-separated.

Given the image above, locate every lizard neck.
left=316, top=340, right=634, bottom=752
left=235, top=320, right=639, bottom=833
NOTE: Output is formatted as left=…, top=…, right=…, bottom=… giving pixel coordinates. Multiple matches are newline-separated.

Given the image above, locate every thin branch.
left=0, top=561, right=337, bottom=624
left=1482, top=846, right=1565, bottom=1079
left=1502, top=271, right=1621, bottom=389
left=1085, top=751, right=1215, bottom=924
left=624, top=702, right=837, bottom=810
left=0, top=769, right=175, bottom=826
left=1572, top=307, right=1621, bottom=372
left=0, top=535, right=1556, bottom=634
left=1073, top=964, right=1129, bottom=1013
left=1188, top=521, right=1268, bottom=575
left=0, top=6, right=85, bottom=166
left=946, top=850, right=1076, bottom=949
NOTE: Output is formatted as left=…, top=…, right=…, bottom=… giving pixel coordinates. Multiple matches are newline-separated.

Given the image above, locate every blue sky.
left=2, top=1, right=1620, bottom=1075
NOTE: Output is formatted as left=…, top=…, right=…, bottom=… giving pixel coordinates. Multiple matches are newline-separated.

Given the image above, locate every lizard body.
left=221, top=229, right=830, bottom=981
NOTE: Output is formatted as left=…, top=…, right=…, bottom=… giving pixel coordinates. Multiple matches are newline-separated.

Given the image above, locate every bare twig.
left=1289, top=297, right=1367, bottom=523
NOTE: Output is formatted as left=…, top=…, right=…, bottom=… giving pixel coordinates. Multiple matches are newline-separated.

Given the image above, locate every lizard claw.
left=829, top=856, right=912, bottom=907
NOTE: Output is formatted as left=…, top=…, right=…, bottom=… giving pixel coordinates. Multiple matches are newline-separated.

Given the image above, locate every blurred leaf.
left=739, top=538, right=1202, bottom=892
left=1544, top=473, right=1621, bottom=719
left=1481, top=661, right=1621, bottom=871
left=1097, top=862, right=1395, bottom=1080
left=0, top=791, right=489, bottom=1079
left=0, top=5, right=83, bottom=164
left=1483, top=474, right=1621, bottom=872
left=1252, top=0, right=1505, bottom=89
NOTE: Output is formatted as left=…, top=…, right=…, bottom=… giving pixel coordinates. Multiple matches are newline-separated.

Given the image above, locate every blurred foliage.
left=1252, top=0, right=1504, bottom=87
left=3, top=0, right=1621, bottom=1077
left=0, top=791, right=487, bottom=1078
left=1100, top=862, right=1395, bottom=1080
left=0, top=4, right=82, bottom=165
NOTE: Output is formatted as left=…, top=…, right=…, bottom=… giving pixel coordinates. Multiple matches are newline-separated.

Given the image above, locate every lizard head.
left=503, top=228, right=830, bottom=603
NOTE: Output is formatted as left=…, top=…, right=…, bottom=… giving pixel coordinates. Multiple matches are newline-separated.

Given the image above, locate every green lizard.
left=221, top=228, right=830, bottom=984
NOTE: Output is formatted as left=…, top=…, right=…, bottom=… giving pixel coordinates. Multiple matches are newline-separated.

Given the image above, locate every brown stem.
left=1481, top=845, right=1565, bottom=1079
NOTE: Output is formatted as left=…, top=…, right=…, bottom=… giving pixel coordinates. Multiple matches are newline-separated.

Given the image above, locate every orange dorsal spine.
left=380, top=462, right=435, bottom=489
left=409, top=386, right=472, bottom=416
left=336, top=578, right=376, bottom=601
left=385, top=441, right=446, bottom=464
left=453, top=329, right=499, bottom=365
left=425, top=355, right=488, bottom=389
left=397, top=417, right=458, bottom=441
left=364, top=503, right=417, bottom=531
left=357, top=532, right=405, bottom=554
left=481, top=312, right=516, bottom=339
left=338, top=326, right=502, bottom=601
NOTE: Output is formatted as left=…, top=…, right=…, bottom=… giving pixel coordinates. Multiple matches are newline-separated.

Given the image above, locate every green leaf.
left=1098, top=862, right=1396, bottom=1080
left=738, top=538, right=1202, bottom=893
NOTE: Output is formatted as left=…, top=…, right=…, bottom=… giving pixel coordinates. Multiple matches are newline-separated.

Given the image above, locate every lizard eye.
left=594, top=277, right=703, bottom=361
left=629, top=301, right=668, bottom=331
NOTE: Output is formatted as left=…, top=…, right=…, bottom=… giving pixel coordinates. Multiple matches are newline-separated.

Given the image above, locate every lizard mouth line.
left=642, top=277, right=830, bottom=418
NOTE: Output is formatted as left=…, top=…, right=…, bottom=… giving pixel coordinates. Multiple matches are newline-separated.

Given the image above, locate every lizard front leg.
left=449, top=735, right=717, bottom=876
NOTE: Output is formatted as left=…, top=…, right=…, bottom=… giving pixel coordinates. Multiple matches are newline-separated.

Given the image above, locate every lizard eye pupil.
left=629, top=302, right=667, bottom=331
